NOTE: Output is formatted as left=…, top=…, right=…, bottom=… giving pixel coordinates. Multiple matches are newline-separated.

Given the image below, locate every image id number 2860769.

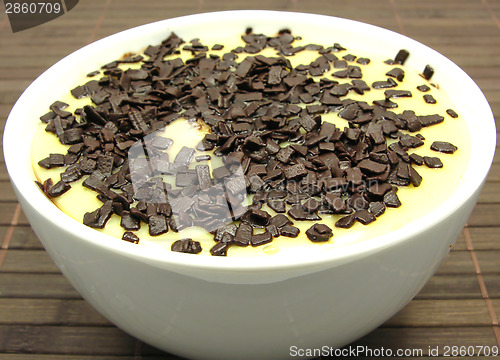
left=5, top=2, right=62, bottom=14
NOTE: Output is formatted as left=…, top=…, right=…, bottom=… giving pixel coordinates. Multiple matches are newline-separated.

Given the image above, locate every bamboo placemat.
left=0, top=0, right=499, bottom=358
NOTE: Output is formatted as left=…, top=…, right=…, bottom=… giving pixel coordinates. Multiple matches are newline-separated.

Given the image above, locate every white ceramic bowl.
left=4, top=10, right=496, bottom=360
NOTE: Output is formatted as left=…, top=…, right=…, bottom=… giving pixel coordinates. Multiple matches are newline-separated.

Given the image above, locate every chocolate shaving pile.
left=36, top=30, right=458, bottom=256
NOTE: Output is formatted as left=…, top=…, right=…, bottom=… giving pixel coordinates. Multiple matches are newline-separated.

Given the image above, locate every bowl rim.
left=3, top=9, right=497, bottom=271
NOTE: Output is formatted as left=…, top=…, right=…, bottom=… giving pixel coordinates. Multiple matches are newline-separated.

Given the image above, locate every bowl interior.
left=3, top=10, right=496, bottom=270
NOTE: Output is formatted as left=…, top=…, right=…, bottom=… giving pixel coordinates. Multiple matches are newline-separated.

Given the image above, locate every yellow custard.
left=31, top=32, right=470, bottom=256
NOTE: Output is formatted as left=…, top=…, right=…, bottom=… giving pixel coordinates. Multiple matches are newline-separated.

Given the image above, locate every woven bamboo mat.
left=0, top=0, right=499, bottom=358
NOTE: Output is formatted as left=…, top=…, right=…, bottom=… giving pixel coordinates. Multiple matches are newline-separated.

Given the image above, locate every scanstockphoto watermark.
left=290, top=345, right=423, bottom=358
left=290, top=345, right=500, bottom=358
left=2, top=0, right=79, bottom=33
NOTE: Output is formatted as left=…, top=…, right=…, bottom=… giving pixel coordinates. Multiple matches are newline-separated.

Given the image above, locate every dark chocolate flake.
left=234, top=223, right=252, bottom=246
left=270, top=214, right=293, bottom=229
left=368, top=201, right=386, bottom=217
left=288, top=205, right=321, bottom=221
left=83, top=209, right=100, bottom=228
left=446, top=109, right=459, bottom=118
left=148, top=215, right=168, bottom=236
left=251, top=230, right=272, bottom=247
left=422, top=65, right=434, bottom=80
left=409, top=165, right=423, bottom=187
left=324, top=193, right=346, bottom=213
left=394, top=49, right=409, bottom=65
left=343, top=54, right=356, bottom=62
left=247, top=209, right=271, bottom=227
left=358, top=159, right=388, bottom=175
left=122, top=232, right=140, bottom=244
left=37, top=158, right=52, bottom=170
left=348, top=193, right=369, bottom=211
left=418, top=114, right=444, bottom=127
left=268, top=199, right=286, bottom=213
left=302, top=198, right=321, bottom=213
left=47, top=180, right=71, bottom=197
left=385, top=90, right=412, bottom=99
left=150, top=137, right=173, bottom=150
left=226, top=176, right=247, bottom=196
left=425, top=156, right=444, bottom=169
left=280, top=224, right=300, bottom=238
left=416, top=84, right=431, bottom=92
left=305, top=223, right=333, bottom=242
left=283, top=163, right=307, bottom=180
left=214, top=223, right=237, bottom=243
left=71, top=85, right=87, bottom=99
left=83, top=201, right=113, bottom=229
left=399, top=134, right=424, bottom=149
left=195, top=155, right=211, bottom=162
left=372, top=78, right=397, bottom=89
left=367, top=182, right=393, bottom=198
left=64, top=128, right=83, bottom=144
left=383, top=190, right=402, bottom=208
left=430, top=141, right=458, bottom=154
left=332, top=69, right=349, bottom=78
left=83, top=105, right=106, bottom=126
left=373, top=99, right=398, bottom=109
left=120, top=211, right=140, bottom=231
left=97, top=155, right=114, bottom=177
left=220, top=232, right=235, bottom=245
left=174, top=146, right=195, bottom=166
left=60, top=166, right=82, bottom=183
left=348, top=65, right=362, bottom=78
left=172, top=238, right=202, bottom=254
left=352, top=80, right=370, bottom=94
left=262, top=224, right=277, bottom=238
left=87, top=70, right=101, bottom=77
left=423, top=94, right=437, bottom=104
left=40, top=111, right=55, bottom=123
left=49, top=153, right=65, bottom=167
left=386, top=67, right=405, bottom=82
left=196, top=165, right=212, bottom=191
left=266, top=139, right=281, bottom=155
left=409, top=153, right=424, bottom=166
left=248, top=174, right=265, bottom=192
left=355, top=210, right=376, bottom=225
left=335, top=214, right=355, bottom=229
left=356, top=57, right=371, bottom=65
